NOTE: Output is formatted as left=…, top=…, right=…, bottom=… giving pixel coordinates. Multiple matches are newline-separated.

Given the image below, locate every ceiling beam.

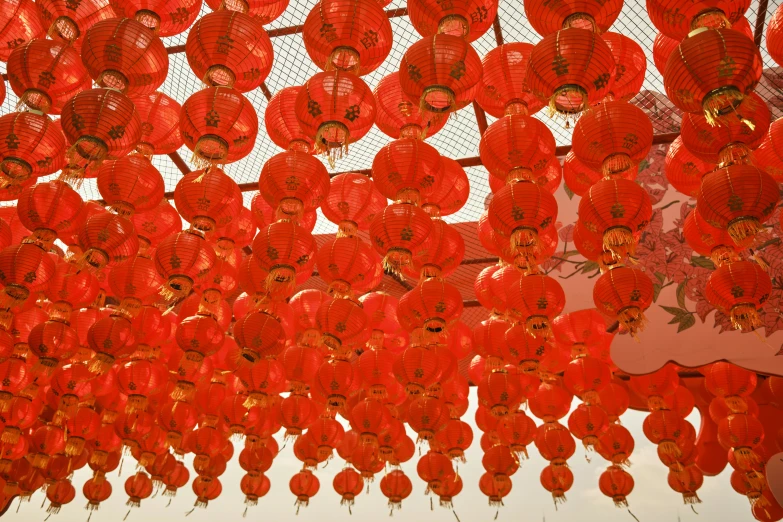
left=754, top=0, right=770, bottom=47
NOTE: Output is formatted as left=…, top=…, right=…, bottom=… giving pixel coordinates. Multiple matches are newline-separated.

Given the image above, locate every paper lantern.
left=132, top=91, right=183, bottom=156
left=476, top=43, right=544, bottom=117
left=479, top=113, right=557, bottom=185
left=373, top=72, right=447, bottom=139
left=265, top=86, right=315, bottom=153
left=649, top=0, right=750, bottom=40
left=407, top=0, right=497, bottom=41
left=593, top=266, right=654, bottom=336
left=524, top=0, right=623, bottom=36
left=109, top=0, right=201, bottom=36
left=704, top=260, right=771, bottom=332
left=601, top=32, right=646, bottom=101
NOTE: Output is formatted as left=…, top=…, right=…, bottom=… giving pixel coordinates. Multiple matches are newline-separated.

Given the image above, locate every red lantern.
left=17, top=180, right=83, bottom=246
left=649, top=0, right=750, bottom=40
left=317, top=297, right=368, bottom=354
left=7, top=39, right=90, bottom=115
left=405, top=219, right=465, bottom=279
left=524, top=0, right=622, bottom=36
left=563, top=356, right=611, bottom=403
left=480, top=114, right=557, bottom=185
left=110, top=0, right=201, bottom=36
left=476, top=42, right=544, bottom=118
left=704, top=260, right=771, bottom=333
left=665, top=136, right=716, bottom=198
left=597, top=423, right=635, bottom=465
left=125, top=472, right=154, bottom=507
left=81, top=18, right=168, bottom=96
left=36, top=0, right=115, bottom=51
left=397, top=279, right=464, bottom=333
left=768, top=4, right=783, bottom=67
left=372, top=138, right=442, bottom=203
left=0, top=243, right=56, bottom=308
left=302, top=0, right=392, bottom=75
left=571, top=101, right=653, bottom=176
left=704, top=362, right=756, bottom=412
left=265, top=86, right=315, bottom=153
left=598, top=465, right=634, bottom=507
left=577, top=178, right=652, bottom=259
left=97, top=156, right=164, bottom=217
left=185, top=11, right=273, bottom=92
left=315, top=359, right=355, bottom=409
left=174, top=167, right=243, bottom=235
left=132, top=199, right=183, bottom=248
left=422, top=157, right=469, bottom=217
left=321, top=173, right=386, bottom=236
left=77, top=213, right=139, bottom=271
left=316, top=236, right=380, bottom=297
left=154, top=230, right=217, bottom=301
left=373, top=72, right=447, bottom=140
left=593, top=267, right=654, bottom=337
left=251, top=221, right=317, bottom=300
left=505, top=274, right=566, bottom=339
left=295, top=71, right=376, bottom=164
left=697, top=165, right=778, bottom=246
left=333, top=468, right=363, bottom=508
left=233, top=311, right=286, bottom=362
left=180, top=86, right=258, bottom=166
left=528, top=28, right=615, bottom=122
left=133, top=91, right=183, bottom=156
left=540, top=464, right=573, bottom=505
left=601, top=32, right=646, bottom=101
left=487, top=181, right=558, bottom=261
left=529, top=382, right=572, bottom=423
left=717, top=413, right=764, bottom=466
left=60, top=88, right=142, bottom=178
left=0, top=0, right=43, bottom=62
left=479, top=471, right=511, bottom=507
left=680, top=92, right=769, bottom=166
left=535, top=421, right=576, bottom=464
left=407, top=0, right=496, bottom=41
left=664, top=28, right=761, bottom=127
left=393, top=346, right=440, bottom=396
left=398, top=34, right=482, bottom=115
left=683, top=206, right=739, bottom=267
left=478, top=371, right=522, bottom=417
left=258, top=151, right=330, bottom=219
left=668, top=466, right=704, bottom=505
left=369, top=202, right=433, bottom=275
left=45, top=479, right=76, bottom=513
left=380, top=469, right=412, bottom=510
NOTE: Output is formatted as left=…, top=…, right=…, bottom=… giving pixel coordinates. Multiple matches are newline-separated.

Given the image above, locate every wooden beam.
left=472, top=101, right=489, bottom=136
left=754, top=0, right=770, bottom=47
left=167, top=152, right=191, bottom=175
left=259, top=82, right=273, bottom=101
left=492, top=15, right=504, bottom=46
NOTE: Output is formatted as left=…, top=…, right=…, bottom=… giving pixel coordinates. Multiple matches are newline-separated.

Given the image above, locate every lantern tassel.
left=627, top=509, right=640, bottom=522
left=729, top=303, right=763, bottom=333
left=727, top=217, right=761, bottom=246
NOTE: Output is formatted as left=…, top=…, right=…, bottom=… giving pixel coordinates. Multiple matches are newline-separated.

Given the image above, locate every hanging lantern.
left=648, top=0, right=751, bottom=40
left=316, top=236, right=380, bottom=297
left=296, top=71, right=376, bottom=165
left=380, top=469, right=412, bottom=511
left=665, top=136, right=716, bottom=198
left=7, top=39, right=91, bottom=115
left=479, top=471, right=511, bottom=507
left=577, top=178, right=652, bottom=259
left=598, top=465, right=634, bottom=508
left=302, top=0, right=392, bottom=75
left=505, top=274, right=566, bottom=339
left=601, top=32, right=646, bottom=101
left=540, top=464, right=573, bottom=506
left=0, top=0, right=43, bottom=61
left=679, top=92, right=770, bottom=166
left=593, top=266, right=654, bottom=337
left=180, top=86, right=258, bottom=167
left=154, top=230, right=216, bottom=300
left=251, top=221, right=317, bottom=300
left=407, top=0, right=496, bottom=41
left=398, top=34, right=483, bottom=115
left=704, top=260, right=771, bottom=333
left=259, top=151, right=330, bottom=220
left=204, top=0, right=287, bottom=24
left=60, top=88, right=142, bottom=181
left=487, top=181, right=558, bottom=261
left=185, top=11, right=273, bottom=92
left=109, top=0, right=201, bottom=36
left=372, top=138, right=442, bottom=203
left=422, top=157, right=470, bottom=217
left=333, top=468, right=363, bottom=509
left=682, top=206, right=740, bottom=267
left=321, top=173, right=386, bottom=236
left=0, top=112, right=65, bottom=189
left=476, top=42, right=544, bottom=118
left=524, top=0, right=623, bottom=36
left=697, top=165, right=778, bottom=246
left=373, top=72, right=447, bottom=140
left=664, top=28, right=762, bottom=128
left=133, top=92, right=184, bottom=157
left=571, top=101, right=653, bottom=177
left=81, top=18, right=169, bottom=96
left=479, top=113, right=557, bottom=185
left=668, top=466, right=704, bottom=506
left=36, top=0, right=116, bottom=51
left=316, top=294, right=369, bottom=355
left=77, top=213, right=139, bottom=272
left=527, top=28, right=615, bottom=123
left=96, top=156, right=164, bottom=217
left=717, top=413, right=764, bottom=468
left=405, top=219, right=465, bottom=280
left=397, top=278, right=464, bottom=335
left=369, top=202, right=433, bottom=275
left=597, top=424, right=635, bottom=465
left=174, top=167, right=243, bottom=235
left=265, top=86, right=315, bottom=153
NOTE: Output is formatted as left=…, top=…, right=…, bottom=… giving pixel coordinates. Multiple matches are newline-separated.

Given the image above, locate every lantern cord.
left=123, top=510, right=131, bottom=521
left=87, top=511, right=93, bottom=522
left=494, top=508, right=499, bottom=520
left=119, top=457, right=124, bottom=477
left=691, top=506, right=699, bottom=515
left=185, top=508, right=195, bottom=517
left=16, top=498, right=21, bottom=513
left=41, top=496, right=46, bottom=509
left=431, top=497, right=434, bottom=511
left=45, top=514, right=52, bottom=521
left=389, top=508, right=394, bottom=517
left=348, top=505, right=352, bottom=516
left=627, top=509, right=640, bottom=522
left=166, top=499, right=172, bottom=508
left=452, top=510, right=461, bottom=522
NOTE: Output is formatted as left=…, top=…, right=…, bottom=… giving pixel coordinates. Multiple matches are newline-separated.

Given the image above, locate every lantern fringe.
left=65, top=437, right=86, bottom=457
left=718, top=142, right=753, bottom=167
left=387, top=500, right=402, bottom=512
left=658, top=440, right=682, bottom=458
left=723, top=395, right=748, bottom=414
left=160, top=276, right=194, bottom=303
left=0, top=285, right=29, bottom=310
left=703, top=87, right=747, bottom=127
left=613, top=496, right=628, bottom=508
left=170, top=381, right=196, bottom=402
left=733, top=447, right=760, bottom=469
left=729, top=303, right=762, bottom=333
left=87, top=353, right=115, bottom=375
left=511, top=228, right=540, bottom=261
left=125, top=395, right=149, bottom=415
left=419, top=86, right=456, bottom=118
left=683, top=492, right=701, bottom=505
left=265, top=266, right=296, bottom=300
left=383, top=248, right=413, bottom=278
left=552, top=491, right=567, bottom=508
left=547, top=86, right=587, bottom=129
left=58, top=165, right=87, bottom=189
left=337, top=221, right=358, bottom=238
left=47, top=503, right=62, bottom=515
left=728, top=217, right=761, bottom=246
left=315, top=122, right=350, bottom=169
left=747, top=471, right=767, bottom=491
left=617, top=306, right=647, bottom=339
left=603, top=227, right=635, bottom=258
left=163, top=487, right=177, bottom=498
left=601, top=154, right=633, bottom=177
left=525, top=316, right=551, bottom=340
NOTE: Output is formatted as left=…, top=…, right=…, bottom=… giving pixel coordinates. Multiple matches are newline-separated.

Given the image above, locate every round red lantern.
left=372, top=138, right=442, bottom=203
left=398, top=34, right=482, bottom=115
left=768, top=4, right=783, bottom=67
left=251, top=221, right=317, bottom=300
left=265, top=86, right=315, bottom=153
left=295, top=71, right=376, bottom=164
left=649, top=0, right=750, bottom=40
left=97, top=155, right=164, bottom=217
left=593, top=266, right=654, bottom=337
left=602, top=32, right=646, bottom=101
left=333, top=468, right=363, bottom=507
left=683, top=206, right=740, bottom=267
left=524, top=0, right=622, bottom=36
left=185, top=11, right=273, bottom=92
left=665, top=136, right=716, bottom=198
left=7, top=39, right=90, bottom=115
left=476, top=42, right=545, bottom=118
left=535, top=421, right=576, bottom=464
left=397, top=278, right=463, bottom=334
left=110, top=0, right=201, bottom=36
left=380, top=469, right=412, bottom=510
left=540, top=464, right=573, bottom=505
left=133, top=91, right=183, bottom=156
left=407, top=0, right=497, bottom=41
left=258, top=150, right=330, bottom=218
left=368, top=202, right=433, bottom=275
left=154, top=230, right=217, bottom=300
left=597, top=423, right=635, bottom=465
left=0, top=0, right=43, bottom=62
left=373, top=72, right=447, bottom=140
left=572, top=101, right=653, bottom=176
left=81, top=18, right=168, bottom=96
left=704, top=260, right=771, bottom=333
left=480, top=113, right=557, bottom=185
left=664, top=28, right=762, bottom=127
left=36, top=0, right=115, bottom=51
left=174, top=167, right=243, bottom=235
left=302, top=0, right=392, bottom=75
left=527, top=28, right=615, bottom=122
left=422, top=157, right=470, bottom=217
left=321, top=173, right=386, bottom=236
left=598, top=465, right=634, bottom=507
left=697, top=165, right=778, bottom=246
left=506, top=273, right=566, bottom=339
left=180, top=86, right=258, bottom=166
